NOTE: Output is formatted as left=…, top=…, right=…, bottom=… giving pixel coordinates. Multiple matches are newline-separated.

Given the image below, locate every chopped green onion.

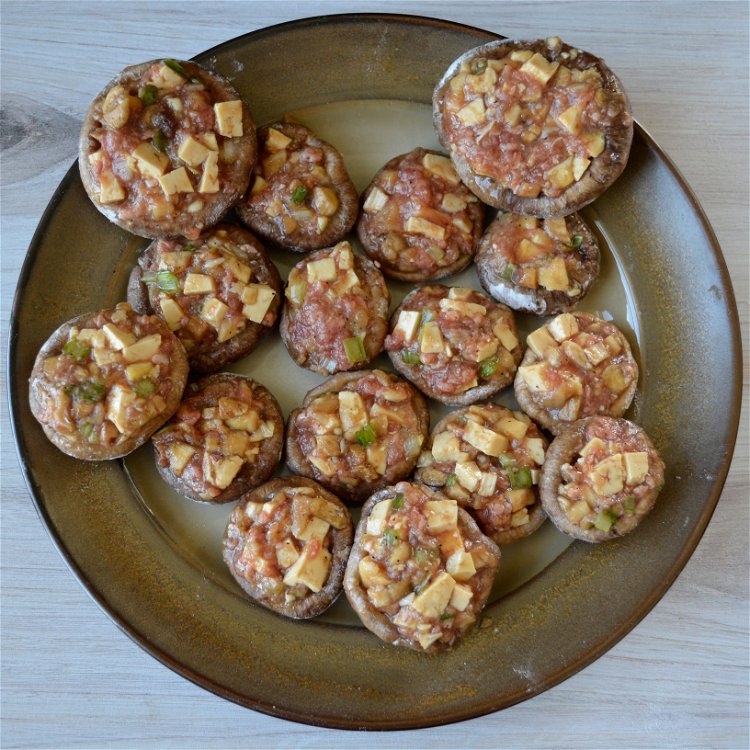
left=66, top=381, right=106, bottom=402
left=152, top=129, right=168, bottom=153
left=383, top=528, right=398, bottom=546
left=355, top=423, right=377, bottom=447
left=288, top=280, right=307, bottom=306
left=163, top=58, right=189, bottom=78
left=470, top=58, right=488, bottom=75
left=401, top=350, right=421, bottom=366
left=479, top=356, right=498, bottom=379
left=62, top=338, right=90, bottom=363
left=140, top=84, right=159, bottom=105
left=343, top=336, right=366, bottom=364
left=134, top=378, right=157, bottom=398
left=391, top=493, right=404, bottom=510
left=183, top=243, right=196, bottom=253
left=439, top=612, right=455, bottom=620
left=499, top=454, right=515, bottom=470
left=445, top=473, right=458, bottom=488
left=594, top=509, right=617, bottom=532
left=291, top=186, right=308, bottom=203
left=142, top=270, right=180, bottom=293
left=502, top=263, right=516, bottom=281
left=413, top=547, right=439, bottom=565
left=79, top=422, right=98, bottom=443
left=567, top=234, right=583, bottom=249
left=624, top=495, right=636, bottom=513
left=509, top=466, right=532, bottom=490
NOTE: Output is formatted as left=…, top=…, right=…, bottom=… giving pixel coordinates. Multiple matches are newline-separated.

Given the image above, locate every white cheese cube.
left=446, top=549, right=476, bottom=582
left=431, top=432, right=468, bottom=463
left=99, top=171, right=125, bottom=203
left=242, top=285, right=275, bottom=323
left=198, top=150, right=220, bottom=193
left=183, top=273, right=215, bottom=294
left=624, top=452, right=650, bottom=485
left=526, top=326, right=557, bottom=357
left=200, top=297, right=229, bottom=328
left=177, top=135, right=210, bottom=167
left=133, top=142, right=170, bottom=178
left=455, top=461, right=482, bottom=492
left=158, top=167, right=194, bottom=197
left=338, top=390, right=368, bottom=434
left=167, top=442, right=196, bottom=476
left=589, top=454, right=625, bottom=496
left=456, top=98, right=486, bottom=125
left=276, top=538, right=300, bottom=569
left=366, top=499, right=392, bottom=537
left=394, top=310, right=421, bottom=344
left=548, top=313, right=579, bottom=342
left=122, top=334, right=161, bottom=363
left=307, top=257, right=337, bottom=283
left=283, top=545, right=331, bottom=593
left=159, top=298, right=183, bottom=330
left=411, top=571, right=456, bottom=618
left=265, top=127, right=291, bottom=151
left=463, top=421, right=509, bottom=457
left=296, top=517, right=331, bottom=543
left=520, top=53, right=559, bottom=85
left=525, top=437, right=546, bottom=466
left=424, top=500, right=458, bottom=533
left=477, top=472, right=498, bottom=496
left=102, top=323, right=136, bottom=350
left=406, top=215, right=446, bottom=241
left=203, top=453, right=244, bottom=489
left=449, top=583, right=473, bottom=612
left=363, top=186, right=389, bottom=212
left=493, top=322, right=519, bottom=352
left=420, top=321, right=445, bottom=354
left=106, top=384, right=136, bottom=434
left=421, top=153, right=460, bottom=185
left=214, top=100, right=244, bottom=137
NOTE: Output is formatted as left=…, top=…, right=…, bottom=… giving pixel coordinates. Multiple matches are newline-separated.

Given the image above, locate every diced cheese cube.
left=580, top=436, right=607, bottom=459
left=159, top=251, right=193, bottom=271
left=448, top=287, right=473, bottom=300
left=544, top=216, right=570, bottom=242
left=103, top=323, right=136, bottom=350
left=462, top=421, right=509, bottom=457
left=546, top=156, right=575, bottom=189
left=178, top=135, right=210, bottom=167
left=431, top=432, right=468, bottom=463
left=283, top=545, right=331, bottom=593
left=153, top=64, right=184, bottom=89
left=441, top=193, right=467, bottom=212
left=276, top=538, right=300, bottom=569
left=446, top=549, right=476, bottom=582
left=438, top=529, right=464, bottom=558
left=297, top=517, right=331, bottom=542
left=307, top=257, right=337, bottom=283
left=420, top=321, right=445, bottom=354
left=520, top=53, right=559, bottom=85
left=439, top=298, right=486, bottom=317
left=338, top=390, right=368, bottom=434
left=558, top=104, right=583, bottom=135
left=504, top=103, right=522, bottom=126
left=411, top=571, right=456, bottom=618
left=421, top=153, right=460, bottom=185
left=366, top=444, right=388, bottom=475
left=509, top=50, right=534, bottom=62
left=583, top=130, right=605, bottom=157
left=242, top=285, right=275, bottom=323
left=585, top=342, right=610, bottom=366
left=394, top=310, right=421, bottom=344
left=334, top=242, right=354, bottom=269
left=526, top=326, right=557, bottom=357
left=167, top=442, right=196, bottom=476
left=566, top=499, right=591, bottom=523
left=424, top=500, right=458, bottom=533
left=199, top=132, right=219, bottom=151
left=312, top=186, right=339, bottom=216
left=159, top=298, right=183, bottom=330
left=203, top=454, right=244, bottom=489
left=455, top=460, right=482, bottom=492
left=477, top=472, right=498, bottom=496
left=358, top=555, right=390, bottom=587
left=122, top=334, right=161, bottom=363
left=133, top=142, right=170, bottom=178
left=624, top=452, right=650, bottom=485
left=225, top=410, right=260, bottom=433
left=562, top=340, right=591, bottom=369
left=183, top=273, right=215, bottom=294
left=265, top=127, right=292, bottom=151
left=106, top=384, right=135, bottom=434
left=218, top=397, right=249, bottom=419
left=200, top=297, right=229, bottom=328
left=493, top=322, right=519, bottom=352
left=449, top=583, right=473, bottom=612
left=548, top=313, right=579, bottom=342
left=603, top=364, right=629, bottom=393
left=538, top=257, right=569, bottom=292
left=573, top=156, right=590, bottom=181
left=250, top=175, right=267, bottom=195
left=390, top=541, right=411, bottom=566
left=525, top=437, right=546, bottom=466
left=363, top=186, right=388, bottom=212
left=158, top=167, right=194, bottom=197
left=125, top=362, right=158, bottom=382
left=456, top=97, right=486, bottom=125
left=518, top=363, right=549, bottom=393
left=589, top=454, right=625, bottom=496
left=366, top=499, right=392, bottom=536
left=214, top=100, right=244, bottom=137
left=474, top=338, right=499, bottom=362
left=198, top=150, right=219, bottom=193
left=406, top=216, right=446, bottom=241
left=511, top=508, right=530, bottom=527
left=496, top=417, right=528, bottom=441
left=517, top=238, right=547, bottom=263
left=224, top=256, right=251, bottom=284
left=99, top=171, right=125, bottom=203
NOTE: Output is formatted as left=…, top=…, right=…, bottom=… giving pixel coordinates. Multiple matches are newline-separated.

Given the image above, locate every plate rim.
left=7, top=12, right=744, bottom=730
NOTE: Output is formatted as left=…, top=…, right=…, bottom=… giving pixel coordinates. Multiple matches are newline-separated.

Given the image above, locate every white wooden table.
left=2, top=2, right=747, bottom=747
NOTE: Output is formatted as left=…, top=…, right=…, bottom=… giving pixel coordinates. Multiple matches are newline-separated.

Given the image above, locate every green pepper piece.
left=142, top=270, right=180, bottom=293
left=499, top=454, right=515, bottom=470
left=445, top=473, right=458, bottom=488
left=567, top=234, right=583, bottom=249
left=509, top=466, right=532, bottom=489
left=291, top=186, right=308, bottom=203
left=502, top=263, right=516, bottom=281
left=152, top=129, right=168, bottom=153
left=439, top=612, right=455, bottom=620
left=391, top=493, right=404, bottom=510
left=594, top=509, right=617, bottom=532
left=401, top=350, right=421, bottom=366
left=66, top=381, right=106, bottom=402
left=470, top=58, right=488, bottom=75
left=624, top=495, right=636, bottom=513
left=79, top=422, right=98, bottom=443
left=383, top=528, right=398, bottom=546
left=355, top=423, right=377, bottom=447
left=134, top=378, right=157, bottom=398
left=140, top=84, right=159, bottom=105
left=163, top=59, right=189, bottom=78
left=62, top=338, right=90, bottom=363
left=183, top=243, right=196, bottom=253
left=479, top=356, right=498, bottom=379
left=343, top=336, right=366, bottom=364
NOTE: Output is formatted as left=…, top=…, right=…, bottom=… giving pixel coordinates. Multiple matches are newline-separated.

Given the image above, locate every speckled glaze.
left=8, top=14, right=742, bottom=730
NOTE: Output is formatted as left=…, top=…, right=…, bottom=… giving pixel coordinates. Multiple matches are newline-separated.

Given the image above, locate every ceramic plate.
left=9, top=14, right=742, bottom=730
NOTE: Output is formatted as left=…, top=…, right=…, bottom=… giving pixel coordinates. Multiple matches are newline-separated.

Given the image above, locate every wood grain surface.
left=2, top=1, right=748, bottom=748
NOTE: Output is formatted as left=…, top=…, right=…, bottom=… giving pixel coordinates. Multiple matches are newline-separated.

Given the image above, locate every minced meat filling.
left=518, top=312, right=637, bottom=422
left=87, top=60, right=246, bottom=236
left=417, top=405, right=547, bottom=537
left=385, top=286, right=521, bottom=397
left=556, top=417, right=663, bottom=533
left=227, top=484, right=348, bottom=602
left=481, top=213, right=588, bottom=295
left=441, top=40, right=628, bottom=198
left=246, top=126, right=345, bottom=242
left=360, top=149, right=480, bottom=274
left=285, top=242, right=387, bottom=372
left=356, top=482, right=497, bottom=651
left=35, top=303, right=176, bottom=447
left=293, top=371, right=425, bottom=487
left=142, top=228, right=277, bottom=354
left=153, top=378, right=276, bottom=500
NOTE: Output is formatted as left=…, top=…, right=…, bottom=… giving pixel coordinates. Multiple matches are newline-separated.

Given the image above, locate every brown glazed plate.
left=8, top=14, right=743, bottom=730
